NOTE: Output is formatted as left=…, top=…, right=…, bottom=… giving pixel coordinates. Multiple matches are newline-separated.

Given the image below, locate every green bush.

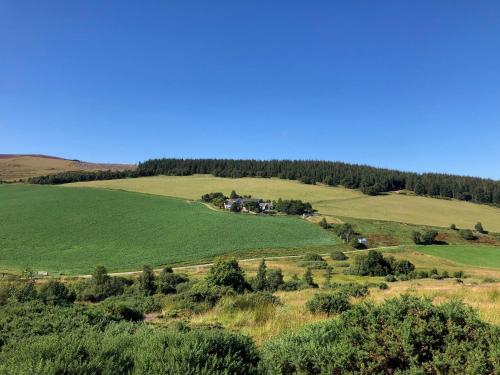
left=453, top=270, right=465, bottom=278
left=379, top=282, right=389, bottom=290
left=306, top=292, right=351, bottom=315
left=38, top=280, right=75, bottom=306
left=303, top=253, right=324, bottom=262
left=330, top=250, right=348, bottom=261
left=0, top=325, right=261, bottom=375
left=330, top=282, right=369, bottom=297
left=261, top=296, right=499, bottom=374
left=422, top=230, right=439, bottom=245
left=459, top=229, right=476, bottom=240
left=385, top=274, right=397, bottom=282
left=206, top=258, right=249, bottom=293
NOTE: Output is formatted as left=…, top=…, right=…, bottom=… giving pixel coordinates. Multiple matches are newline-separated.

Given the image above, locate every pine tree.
left=139, top=265, right=156, bottom=295
left=253, top=259, right=267, bottom=291
left=324, top=266, right=333, bottom=288
left=303, top=268, right=318, bottom=288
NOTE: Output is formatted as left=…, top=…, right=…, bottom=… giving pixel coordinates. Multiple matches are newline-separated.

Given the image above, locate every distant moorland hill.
left=0, top=154, right=135, bottom=181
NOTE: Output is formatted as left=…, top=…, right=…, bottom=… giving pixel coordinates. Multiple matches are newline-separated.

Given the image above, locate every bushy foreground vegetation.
left=29, top=158, right=500, bottom=205
left=262, top=295, right=499, bottom=374
left=0, top=255, right=498, bottom=374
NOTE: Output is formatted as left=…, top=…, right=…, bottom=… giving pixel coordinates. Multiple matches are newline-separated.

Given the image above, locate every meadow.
left=0, top=185, right=337, bottom=274
left=67, top=175, right=500, bottom=232
left=416, top=244, right=500, bottom=268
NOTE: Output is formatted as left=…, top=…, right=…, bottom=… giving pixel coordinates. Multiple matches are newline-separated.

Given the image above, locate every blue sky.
left=1, top=1, right=499, bottom=179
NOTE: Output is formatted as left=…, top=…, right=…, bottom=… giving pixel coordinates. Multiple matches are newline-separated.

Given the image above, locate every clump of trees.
left=273, top=198, right=313, bottom=215
left=460, top=229, right=476, bottom=240
left=348, top=250, right=415, bottom=277
left=412, top=229, right=438, bottom=245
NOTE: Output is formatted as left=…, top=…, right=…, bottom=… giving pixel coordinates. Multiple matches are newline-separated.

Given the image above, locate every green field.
left=67, top=175, right=500, bottom=233
left=416, top=245, right=500, bottom=268
left=0, top=185, right=337, bottom=274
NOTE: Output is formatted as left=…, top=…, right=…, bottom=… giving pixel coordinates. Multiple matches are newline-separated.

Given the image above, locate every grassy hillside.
left=66, top=175, right=500, bottom=233
left=0, top=185, right=337, bottom=274
left=0, top=155, right=134, bottom=181
left=416, top=245, right=500, bottom=268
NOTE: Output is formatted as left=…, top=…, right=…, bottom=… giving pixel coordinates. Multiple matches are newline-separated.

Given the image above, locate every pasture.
left=416, top=245, right=500, bottom=268
left=66, top=175, right=500, bottom=232
left=0, top=185, right=337, bottom=274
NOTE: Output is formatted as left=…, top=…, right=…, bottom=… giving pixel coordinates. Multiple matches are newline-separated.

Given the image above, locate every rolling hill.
left=0, top=154, right=135, bottom=181
left=0, top=184, right=337, bottom=274
left=66, top=175, right=500, bottom=233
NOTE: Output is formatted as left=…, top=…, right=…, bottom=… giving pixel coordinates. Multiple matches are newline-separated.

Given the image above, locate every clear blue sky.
left=1, top=1, right=499, bottom=179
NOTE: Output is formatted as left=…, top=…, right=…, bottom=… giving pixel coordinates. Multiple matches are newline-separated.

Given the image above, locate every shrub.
left=206, top=258, right=249, bottom=293
left=0, top=325, right=261, bottom=375
left=331, top=282, right=369, bottom=297
left=278, top=279, right=308, bottom=291
left=306, top=292, right=351, bottom=315
left=417, top=270, right=429, bottom=279
left=441, top=270, right=450, bottom=279
left=303, top=253, right=324, bottom=262
left=266, top=269, right=284, bottom=292
left=450, top=223, right=457, bottom=230
left=261, top=296, right=499, bottom=374
left=349, top=251, right=392, bottom=276
left=393, top=260, right=415, bottom=275
left=251, top=259, right=267, bottom=291
left=379, top=282, right=388, bottom=290
left=385, top=274, right=397, bottom=282
left=330, top=250, right=348, bottom=261
left=157, top=269, right=189, bottom=294
left=475, top=222, right=485, bottom=234
left=412, top=231, right=422, bottom=244
left=459, top=229, right=476, bottom=240
left=422, top=230, right=438, bottom=245
left=302, top=269, right=318, bottom=288
left=38, top=280, right=75, bottom=306
left=453, top=270, right=465, bottom=278
left=319, top=217, right=329, bottom=229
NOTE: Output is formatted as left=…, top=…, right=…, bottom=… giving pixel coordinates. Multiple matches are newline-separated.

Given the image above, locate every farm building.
left=224, top=198, right=273, bottom=212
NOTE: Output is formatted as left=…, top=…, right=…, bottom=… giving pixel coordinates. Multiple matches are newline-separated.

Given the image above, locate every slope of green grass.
left=0, top=185, right=337, bottom=274
left=66, top=175, right=500, bottom=233
left=415, top=245, right=500, bottom=268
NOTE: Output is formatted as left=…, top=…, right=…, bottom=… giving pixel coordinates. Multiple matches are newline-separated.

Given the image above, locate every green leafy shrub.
left=206, top=258, right=250, bottom=293
left=261, top=296, right=499, bottom=374
left=459, top=229, right=476, bottom=240
left=38, top=280, right=75, bottom=306
left=329, top=282, right=369, bottom=297
left=306, top=292, right=351, bottom=315
left=379, top=282, right=388, bottom=290
left=453, top=270, right=465, bottom=278
left=385, top=274, right=397, bottom=282
left=330, top=250, right=348, bottom=261
left=0, top=325, right=260, bottom=375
